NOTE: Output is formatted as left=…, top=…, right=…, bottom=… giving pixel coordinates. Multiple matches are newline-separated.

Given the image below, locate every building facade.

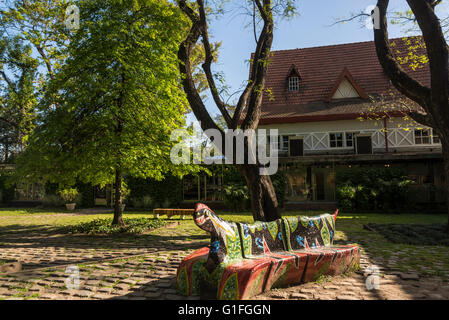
left=256, top=37, right=444, bottom=209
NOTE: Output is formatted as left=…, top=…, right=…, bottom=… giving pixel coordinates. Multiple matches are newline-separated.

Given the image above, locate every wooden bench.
left=153, top=208, right=194, bottom=220
left=176, top=203, right=360, bottom=300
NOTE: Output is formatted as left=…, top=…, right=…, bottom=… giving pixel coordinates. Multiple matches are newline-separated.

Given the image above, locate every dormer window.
left=288, top=76, right=300, bottom=92
left=286, top=64, right=301, bottom=93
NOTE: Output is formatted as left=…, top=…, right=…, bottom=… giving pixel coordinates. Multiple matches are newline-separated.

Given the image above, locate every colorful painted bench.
left=176, top=203, right=361, bottom=300
left=153, top=208, right=194, bottom=220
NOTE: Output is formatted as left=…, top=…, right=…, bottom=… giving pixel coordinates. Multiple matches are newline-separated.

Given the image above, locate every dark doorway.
left=356, top=136, right=373, bottom=154
left=289, top=139, right=304, bottom=157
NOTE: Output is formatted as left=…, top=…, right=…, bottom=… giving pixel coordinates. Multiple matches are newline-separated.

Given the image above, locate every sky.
left=190, top=0, right=448, bottom=124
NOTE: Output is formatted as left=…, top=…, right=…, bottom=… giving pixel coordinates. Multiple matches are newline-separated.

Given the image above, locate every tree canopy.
left=13, top=0, right=200, bottom=223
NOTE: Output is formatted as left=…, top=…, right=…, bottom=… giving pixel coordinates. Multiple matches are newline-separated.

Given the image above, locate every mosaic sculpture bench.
left=176, top=203, right=361, bottom=300
left=153, top=208, right=194, bottom=220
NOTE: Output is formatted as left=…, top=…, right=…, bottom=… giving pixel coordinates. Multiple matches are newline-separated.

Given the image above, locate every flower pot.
left=66, top=203, right=76, bottom=211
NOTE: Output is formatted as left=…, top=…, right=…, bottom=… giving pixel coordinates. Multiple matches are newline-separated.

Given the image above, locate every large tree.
left=15, top=0, right=198, bottom=225
left=177, top=0, right=297, bottom=222
left=0, top=37, right=38, bottom=162
left=373, top=0, right=449, bottom=231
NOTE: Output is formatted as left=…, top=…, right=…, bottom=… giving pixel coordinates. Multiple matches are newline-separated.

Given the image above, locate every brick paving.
left=1, top=220, right=448, bottom=300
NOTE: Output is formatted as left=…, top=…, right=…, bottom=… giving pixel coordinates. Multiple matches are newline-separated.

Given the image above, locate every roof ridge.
left=267, top=36, right=422, bottom=54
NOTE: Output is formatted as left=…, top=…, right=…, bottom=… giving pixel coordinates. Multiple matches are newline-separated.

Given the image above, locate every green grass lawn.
left=0, top=207, right=448, bottom=279
left=0, top=208, right=155, bottom=227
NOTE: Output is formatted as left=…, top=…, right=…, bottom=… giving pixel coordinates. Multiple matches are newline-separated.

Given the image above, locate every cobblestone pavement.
left=1, top=221, right=449, bottom=300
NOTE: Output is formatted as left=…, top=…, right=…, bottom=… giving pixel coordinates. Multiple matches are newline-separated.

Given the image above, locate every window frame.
left=278, top=135, right=290, bottom=151
left=345, top=132, right=355, bottom=148
left=329, top=132, right=344, bottom=148
left=288, top=76, right=300, bottom=92
left=414, top=128, right=440, bottom=145
left=328, top=132, right=357, bottom=149
left=282, top=136, right=289, bottom=150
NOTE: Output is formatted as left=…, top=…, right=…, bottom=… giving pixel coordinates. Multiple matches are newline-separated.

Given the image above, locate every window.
left=329, top=133, right=343, bottom=148
left=346, top=133, right=354, bottom=147
left=414, top=129, right=431, bottom=144
left=414, top=128, right=441, bottom=145
left=278, top=135, right=289, bottom=151
left=282, top=136, right=289, bottom=150
left=288, top=77, right=300, bottom=92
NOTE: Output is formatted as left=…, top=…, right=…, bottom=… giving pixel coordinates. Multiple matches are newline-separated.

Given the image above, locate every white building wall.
left=259, top=117, right=441, bottom=155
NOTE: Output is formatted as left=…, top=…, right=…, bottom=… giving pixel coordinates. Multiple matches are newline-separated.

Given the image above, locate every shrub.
left=75, top=182, right=95, bottom=208
left=336, top=167, right=413, bottom=212
left=162, top=198, right=171, bottom=208
left=127, top=175, right=182, bottom=208
left=58, top=188, right=79, bottom=203
left=271, top=171, right=286, bottom=207
left=67, top=217, right=169, bottom=234
left=223, top=184, right=250, bottom=211
left=130, top=195, right=154, bottom=209
left=0, top=170, right=15, bottom=204
left=222, top=165, right=286, bottom=208
left=141, top=195, right=154, bottom=209
left=42, top=194, right=64, bottom=207
left=130, top=197, right=143, bottom=209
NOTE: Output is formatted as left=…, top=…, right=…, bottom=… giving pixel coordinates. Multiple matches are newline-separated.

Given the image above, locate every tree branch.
left=407, top=0, right=449, bottom=113
left=177, top=0, right=223, bottom=136
left=35, top=44, right=54, bottom=79
left=409, top=110, right=435, bottom=127
left=0, top=70, right=15, bottom=92
left=197, top=0, right=232, bottom=127
left=0, top=116, right=18, bottom=129
left=240, top=0, right=274, bottom=130
left=374, top=0, right=432, bottom=110
left=177, top=0, right=276, bottom=146
left=328, top=12, right=369, bottom=27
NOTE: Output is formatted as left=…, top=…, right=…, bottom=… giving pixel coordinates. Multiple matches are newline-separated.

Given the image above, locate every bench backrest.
left=238, top=219, right=285, bottom=258
left=282, top=214, right=336, bottom=251
left=193, top=203, right=338, bottom=270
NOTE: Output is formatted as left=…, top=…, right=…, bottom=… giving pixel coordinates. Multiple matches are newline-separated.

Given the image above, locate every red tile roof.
left=258, top=37, right=430, bottom=124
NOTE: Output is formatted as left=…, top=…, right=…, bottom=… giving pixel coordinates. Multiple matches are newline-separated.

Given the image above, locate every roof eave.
left=258, top=110, right=406, bottom=125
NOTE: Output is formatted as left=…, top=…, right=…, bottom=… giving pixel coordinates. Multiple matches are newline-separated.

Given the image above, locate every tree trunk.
left=112, top=168, right=125, bottom=226
left=238, top=164, right=281, bottom=222
left=442, top=142, right=449, bottom=233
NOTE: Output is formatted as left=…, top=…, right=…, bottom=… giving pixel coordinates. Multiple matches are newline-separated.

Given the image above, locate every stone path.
left=1, top=223, right=449, bottom=300
left=0, top=249, right=195, bottom=300
left=255, top=254, right=449, bottom=300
